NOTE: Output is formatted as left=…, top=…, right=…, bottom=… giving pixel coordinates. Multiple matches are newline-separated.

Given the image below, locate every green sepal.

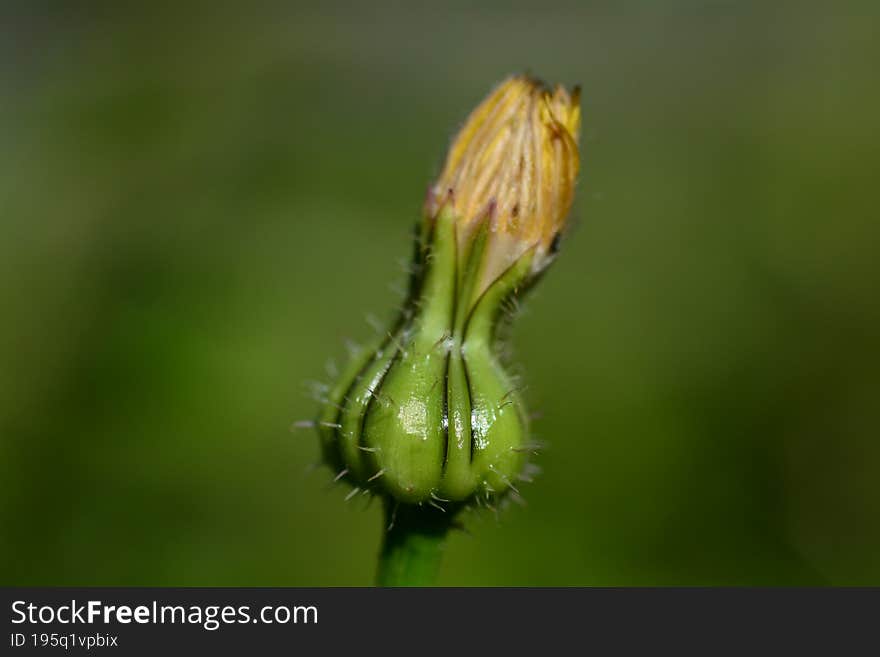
left=460, top=251, right=534, bottom=496
left=319, top=208, right=536, bottom=506
left=362, top=208, right=457, bottom=502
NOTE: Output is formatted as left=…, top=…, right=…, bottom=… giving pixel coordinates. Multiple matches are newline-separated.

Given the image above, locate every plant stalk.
left=376, top=500, right=455, bottom=586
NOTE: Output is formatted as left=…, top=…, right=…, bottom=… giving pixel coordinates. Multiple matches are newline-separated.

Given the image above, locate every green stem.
left=376, top=500, right=455, bottom=586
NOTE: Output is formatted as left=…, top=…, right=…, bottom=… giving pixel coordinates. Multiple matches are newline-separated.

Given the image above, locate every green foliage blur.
left=1, top=1, right=878, bottom=585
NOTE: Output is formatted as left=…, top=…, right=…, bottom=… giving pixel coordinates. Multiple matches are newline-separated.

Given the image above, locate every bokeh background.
left=2, top=1, right=878, bottom=585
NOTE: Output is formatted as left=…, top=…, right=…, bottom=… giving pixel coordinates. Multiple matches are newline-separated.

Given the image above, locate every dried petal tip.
left=426, top=75, right=581, bottom=289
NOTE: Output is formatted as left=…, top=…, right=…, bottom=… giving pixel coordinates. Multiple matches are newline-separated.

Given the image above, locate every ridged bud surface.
left=317, top=75, right=580, bottom=506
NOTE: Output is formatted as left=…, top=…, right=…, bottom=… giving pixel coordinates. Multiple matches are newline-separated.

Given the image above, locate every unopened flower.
left=426, top=75, right=580, bottom=298
left=316, top=75, right=581, bottom=508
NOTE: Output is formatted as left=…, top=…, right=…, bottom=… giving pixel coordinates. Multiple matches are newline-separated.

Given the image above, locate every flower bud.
left=426, top=74, right=580, bottom=299
left=317, top=75, right=580, bottom=506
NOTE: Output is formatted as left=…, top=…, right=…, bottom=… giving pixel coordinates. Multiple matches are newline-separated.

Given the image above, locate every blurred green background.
left=1, top=1, right=878, bottom=585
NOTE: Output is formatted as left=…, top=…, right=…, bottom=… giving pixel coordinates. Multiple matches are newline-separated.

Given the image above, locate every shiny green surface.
left=323, top=207, right=531, bottom=504
left=1, top=2, right=878, bottom=585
